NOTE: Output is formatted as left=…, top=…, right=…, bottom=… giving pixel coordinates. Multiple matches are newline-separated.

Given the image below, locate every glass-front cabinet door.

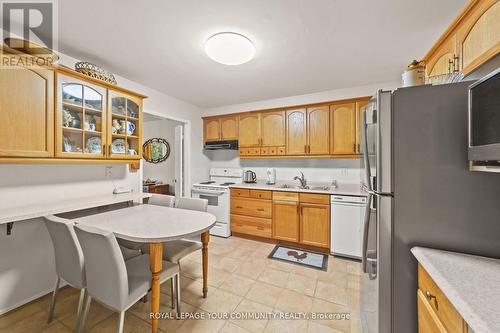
left=56, top=74, right=107, bottom=158
left=107, top=90, right=142, bottom=159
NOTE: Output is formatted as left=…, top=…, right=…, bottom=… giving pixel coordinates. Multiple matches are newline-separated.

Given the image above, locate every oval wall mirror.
left=143, top=138, right=170, bottom=163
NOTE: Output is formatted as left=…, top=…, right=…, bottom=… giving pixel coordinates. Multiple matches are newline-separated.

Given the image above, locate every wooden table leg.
left=149, top=243, right=163, bottom=333
left=201, top=231, right=209, bottom=298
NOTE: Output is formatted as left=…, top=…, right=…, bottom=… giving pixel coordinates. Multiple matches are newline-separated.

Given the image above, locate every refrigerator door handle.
left=361, top=194, right=373, bottom=273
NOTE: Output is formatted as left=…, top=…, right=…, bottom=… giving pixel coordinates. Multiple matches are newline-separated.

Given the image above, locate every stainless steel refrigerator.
left=359, top=82, right=500, bottom=333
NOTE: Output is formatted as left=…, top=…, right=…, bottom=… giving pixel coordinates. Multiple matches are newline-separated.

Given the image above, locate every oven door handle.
left=192, top=189, right=226, bottom=196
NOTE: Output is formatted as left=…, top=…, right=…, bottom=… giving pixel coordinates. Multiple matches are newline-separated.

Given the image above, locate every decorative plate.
left=85, top=136, right=102, bottom=154
left=111, top=139, right=127, bottom=154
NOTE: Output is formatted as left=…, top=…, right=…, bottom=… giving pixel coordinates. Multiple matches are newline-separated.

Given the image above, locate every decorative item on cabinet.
left=402, top=60, right=426, bottom=87
left=74, top=62, right=117, bottom=85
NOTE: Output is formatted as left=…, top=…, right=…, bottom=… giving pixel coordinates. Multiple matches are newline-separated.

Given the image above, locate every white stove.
left=191, top=168, right=242, bottom=237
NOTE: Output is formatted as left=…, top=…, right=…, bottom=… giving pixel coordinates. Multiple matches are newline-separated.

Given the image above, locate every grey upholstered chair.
left=44, top=216, right=142, bottom=332
left=143, top=197, right=208, bottom=304
left=147, top=194, right=176, bottom=207
left=74, top=224, right=180, bottom=333
left=43, top=216, right=87, bottom=331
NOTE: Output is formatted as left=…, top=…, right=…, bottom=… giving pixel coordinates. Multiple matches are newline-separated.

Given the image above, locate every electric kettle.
left=243, top=170, right=257, bottom=183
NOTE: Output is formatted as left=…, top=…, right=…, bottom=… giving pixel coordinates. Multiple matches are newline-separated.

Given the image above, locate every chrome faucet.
left=293, top=171, right=307, bottom=189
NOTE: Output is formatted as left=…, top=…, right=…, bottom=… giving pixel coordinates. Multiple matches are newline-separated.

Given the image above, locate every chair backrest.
left=148, top=194, right=175, bottom=208
left=44, top=216, right=85, bottom=289
left=74, top=224, right=129, bottom=311
left=176, top=197, right=208, bottom=212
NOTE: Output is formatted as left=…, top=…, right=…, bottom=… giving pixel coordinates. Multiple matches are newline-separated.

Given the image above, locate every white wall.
left=0, top=52, right=208, bottom=314
left=202, top=81, right=401, bottom=185
left=142, top=119, right=181, bottom=189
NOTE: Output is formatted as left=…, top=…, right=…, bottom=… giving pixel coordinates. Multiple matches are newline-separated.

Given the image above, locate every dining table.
left=75, top=204, right=216, bottom=333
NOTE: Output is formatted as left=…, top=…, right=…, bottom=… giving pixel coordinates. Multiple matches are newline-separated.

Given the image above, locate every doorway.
left=140, top=112, right=188, bottom=198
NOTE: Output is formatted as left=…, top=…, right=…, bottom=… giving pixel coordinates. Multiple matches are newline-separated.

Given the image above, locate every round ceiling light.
left=205, top=32, right=255, bottom=65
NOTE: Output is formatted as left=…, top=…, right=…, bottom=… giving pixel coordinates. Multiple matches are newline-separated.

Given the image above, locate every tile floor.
left=0, top=236, right=363, bottom=333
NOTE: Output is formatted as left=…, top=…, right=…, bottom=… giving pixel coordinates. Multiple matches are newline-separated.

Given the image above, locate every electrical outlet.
left=105, top=166, right=112, bottom=179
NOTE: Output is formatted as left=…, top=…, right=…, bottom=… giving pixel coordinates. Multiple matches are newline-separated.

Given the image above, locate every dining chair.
left=143, top=197, right=208, bottom=304
left=43, top=216, right=87, bottom=332
left=148, top=194, right=176, bottom=207
left=74, top=224, right=180, bottom=333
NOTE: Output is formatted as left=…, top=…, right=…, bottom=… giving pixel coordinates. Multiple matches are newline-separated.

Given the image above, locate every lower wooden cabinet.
left=273, top=200, right=299, bottom=242
left=231, top=189, right=330, bottom=249
left=417, top=264, right=468, bottom=333
left=231, top=214, right=272, bottom=238
left=299, top=203, right=330, bottom=248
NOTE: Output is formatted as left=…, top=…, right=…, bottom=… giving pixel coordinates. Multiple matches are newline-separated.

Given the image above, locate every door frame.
left=138, top=110, right=191, bottom=198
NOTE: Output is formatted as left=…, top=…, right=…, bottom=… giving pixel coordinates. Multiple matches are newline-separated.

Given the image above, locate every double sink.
left=278, top=184, right=334, bottom=191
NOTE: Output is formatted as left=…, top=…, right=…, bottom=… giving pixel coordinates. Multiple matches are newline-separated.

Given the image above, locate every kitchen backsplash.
left=206, top=150, right=361, bottom=184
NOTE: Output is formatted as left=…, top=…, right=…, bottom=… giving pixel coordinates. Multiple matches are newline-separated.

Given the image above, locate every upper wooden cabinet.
left=307, top=106, right=330, bottom=155
left=0, top=63, right=54, bottom=157
left=330, top=103, right=356, bottom=155
left=204, top=117, right=221, bottom=142
left=425, top=0, right=500, bottom=76
left=261, top=111, right=285, bottom=147
left=55, top=74, right=107, bottom=159
left=208, top=96, right=369, bottom=159
left=203, top=115, right=239, bottom=142
left=286, top=108, right=307, bottom=155
left=239, top=113, right=261, bottom=147
left=355, top=100, right=369, bottom=154
left=221, top=116, right=238, bottom=140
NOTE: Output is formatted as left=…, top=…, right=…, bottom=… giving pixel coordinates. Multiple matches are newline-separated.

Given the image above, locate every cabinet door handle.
left=304, top=145, right=307, bottom=153
left=425, top=291, right=438, bottom=309
left=257, top=226, right=264, bottom=230
left=353, top=143, right=356, bottom=152
left=236, top=206, right=243, bottom=209
left=109, top=145, right=112, bottom=155
left=256, top=208, right=265, bottom=211
left=357, top=143, right=360, bottom=152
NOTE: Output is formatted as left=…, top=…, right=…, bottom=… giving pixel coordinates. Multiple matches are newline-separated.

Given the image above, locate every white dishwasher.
left=331, top=195, right=367, bottom=259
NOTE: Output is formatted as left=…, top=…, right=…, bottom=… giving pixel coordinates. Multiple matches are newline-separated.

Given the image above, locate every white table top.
left=0, top=192, right=151, bottom=224
left=76, top=204, right=217, bottom=243
left=412, top=247, right=500, bottom=333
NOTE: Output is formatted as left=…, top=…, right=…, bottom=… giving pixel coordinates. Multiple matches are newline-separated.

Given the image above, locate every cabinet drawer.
left=273, top=191, right=299, bottom=202
left=239, top=148, right=261, bottom=156
left=250, top=190, right=272, bottom=200
left=231, top=189, right=250, bottom=197
left=418, top=264, right=465, bottom=333
left=277, top=147, right=286, bottom=155
left=231, top=214, right=272, bottom=238
left=231, top=197, right=272, bottom=218
left=299, top=193, right=330, bottom=204
left=261, top=147, right=269, bottom=155
left=268, top=147, right=277, bottom=155
left=417, top=289, right=447, bottom=333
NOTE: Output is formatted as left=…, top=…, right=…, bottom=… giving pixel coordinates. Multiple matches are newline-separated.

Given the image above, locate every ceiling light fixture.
left=205, top=32, right=255, bottom=65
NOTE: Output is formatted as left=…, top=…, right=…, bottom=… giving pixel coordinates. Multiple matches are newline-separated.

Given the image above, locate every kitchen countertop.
left=229, top=181, right=365, bottom=196
left=0, top=192, right=151, bottom=224
left=411, top=247, right=500, bottom=333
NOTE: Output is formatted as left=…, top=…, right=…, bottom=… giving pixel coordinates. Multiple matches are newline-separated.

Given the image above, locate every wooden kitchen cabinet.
left=230, top=189, right=273, bottom=238
left=239, top=113, right=261, bottom=147
left=417, top=264, right=468, bottom=333
left=107, top=90, right=142, bottom=160
left=0, top=62, right=54, bottom=157
left=286, top=108, right=307, bottom=155
left=261, top=110, right=286, bottom=148
left=203, top=117, right=221, bottom=142
left=221, top=115, right=238, bottom=140
left=299, top=202, right=330, bottom=248
left=307, top=106, right=330, bottom=155
left=273, top=200, right=300, bottom=242
left=55, top=74, right=107, bottom=158
left=330, top=103, right=356, bottom=155
left=355, top=100, right=369, bottom=154
left=424, top=0, right=500, bottom=76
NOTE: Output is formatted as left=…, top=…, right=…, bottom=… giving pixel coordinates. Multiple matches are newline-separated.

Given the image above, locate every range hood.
left=203, top=140, right=238, bottom=150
